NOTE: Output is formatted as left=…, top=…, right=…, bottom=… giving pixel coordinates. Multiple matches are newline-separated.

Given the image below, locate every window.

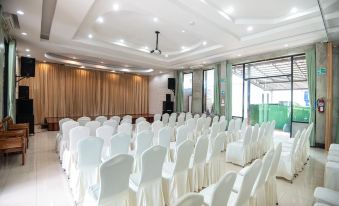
left=232, top=65, right=244, bottom=117
left=183, top=73, right=193, bottom=112
left=203, top=69, right=214, bottom=114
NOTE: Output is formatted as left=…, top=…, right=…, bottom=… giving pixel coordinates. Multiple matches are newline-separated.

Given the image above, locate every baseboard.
left=314, top=143, right=325, bottom=149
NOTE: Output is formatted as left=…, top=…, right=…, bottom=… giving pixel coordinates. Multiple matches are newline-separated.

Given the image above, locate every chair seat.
left=199, top=184, right=215, bottom=205
left=314, top=187, right=339, bottom=206
left=327, top=155, right=339, bottom=163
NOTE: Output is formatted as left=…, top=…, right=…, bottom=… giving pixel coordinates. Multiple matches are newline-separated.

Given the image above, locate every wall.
left=148, top=72, right=175, bottom=114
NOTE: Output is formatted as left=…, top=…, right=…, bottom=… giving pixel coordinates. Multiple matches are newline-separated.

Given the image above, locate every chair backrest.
left=85, top=121, right=101, bottom=136
left=95, top=116, right=107, bottom=125
left=192, top=136, right=208, bottom=164
left=174, top=193, right=204, bottom=206
left=210, top=171, right=237, bottom=206
left=140, top=145, right=166, bottom=184
left=168, top=115, right=177, bottom=128
left=110, top=116, right=121, bottom=124
left=135, top=130, right=154, bottom=156
left=251, top=124, right=260, bottom=142
left=186, top=118, right=196, bottom=134
left=62, top=121, right=79, bottom=143
left=96, top=125, right=114, bottom=146
left=252, top=149, right=274, bottom=195
left=258, top=123, right=266, bottom=142
left=152, top=120, right=163, bottom=140
left=201, top=113, right=207, bottom=118
left=193, top=114, right=200, bottom=119
left=290, top=130, right=301, bottom=154
left=267, top=143, right=282, bottom=180
left=77, top=116, right=91, bottom=126
left=103, top=120, right=118, bottom=133
left=162, top=113, right=169, bottom=125
left=209, top=122, right=220, bottom=140
left=196, top=117, right=205, bottom=132
left=176, top=125, right=189, bottom=146
left=154, top=114, right=161, bottom=121
left=98, top=154, right=133, bottom=203
left=242, top=126, right=252, bottom=145
left=209, top=133, right=226, bottom=159
left=158, top=126, right=171, bottom=149
left=170, top=113, right=177, bottom=119
left=117, top=122, right=132, bottom=137
left=69, top=126, right=90, bottom=153
left=120, top=118, right=132, bottom=124
left=219, top=115, right=226, bottom=122
left=122, top=115, right=132, bottom=120
left=77, top=137, right=103, bottom=168
left=59, top=118, right=72, bottom=134
left=177, top=115, right=185, bottom=126
left=185, top=113, right=193, bottom=121
left=204, top=117, right=212, bottom=130
left=218, top=120, right=227, bottom=132
left=136, top=121, right=151, bottom=134
left=227, top=119, right=235, bottom=131
left=135, top=117, right=146, bottom=125
left=234, top=118, right=242, bottom=131
left=212, top=116, right=219, bottom=124
left=241, top=118, right=247, bottom=130
left=110, top=133, right=130, bottom=157
left=173, top=140, right=194, bottom=173
left=234, top=159, right=262, bottom=206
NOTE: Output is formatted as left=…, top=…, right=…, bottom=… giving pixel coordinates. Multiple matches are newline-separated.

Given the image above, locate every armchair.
left=2, top=116, right=29, bottom=148
left=0, top=125, right=26, bottom=165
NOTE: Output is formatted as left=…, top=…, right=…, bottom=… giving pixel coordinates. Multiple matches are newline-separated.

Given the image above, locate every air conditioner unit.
left=2, top=12, right=20, bottom=33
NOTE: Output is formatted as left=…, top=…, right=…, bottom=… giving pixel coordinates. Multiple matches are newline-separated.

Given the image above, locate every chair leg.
left=22, top=152, right=25, bottom=165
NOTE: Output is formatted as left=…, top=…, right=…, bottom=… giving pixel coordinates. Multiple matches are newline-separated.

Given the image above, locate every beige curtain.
left=19, top=62, right=149, bottom=124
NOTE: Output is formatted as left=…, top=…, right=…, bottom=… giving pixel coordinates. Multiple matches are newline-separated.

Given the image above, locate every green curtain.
left=175, top=70, right=184, bottom=112
left=225, top=63, right=232, bottom=121
left=306, top=48, right=316, bottom=147
left=214, top=64, right=221, bottom=114
left=7, top=40, right=16, bottom=121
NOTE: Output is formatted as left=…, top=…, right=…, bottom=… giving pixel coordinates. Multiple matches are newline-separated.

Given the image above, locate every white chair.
left=227, top=159, right=263, bottom=206
left=62, top=126, right=90, bottom=176
left=95, top=116, right=107, bottom=125
left=118, top=122, right=132, bottom=138
left=133, top=121, right=151, bottom=145
left=226, top=127, right=252, bottom=166
left=177, top=115, right=185, bottom=127
left=186, top=118, right=196, bottom=141
left=171, top=125, right=189, bottom=161
left=314, top=187, right=339, bottom=206
left=207, top=123, right=220, bottom=154
left=162, top=140, right=195, bottom=206
left=152, top=120, right=163, bottom=144
left=202, top=117, right=212, bottom=134
left=158, top=126, right=172, bottom=162
left=71, top=137, right=103, bottom=203
left=85, top=121, right=101, bottom=136
left=195, top=117, right=205, bottom=138
left=171, top=113, right=177, bottom=119
left=325, top=161, right=339, bottom=192
left=83, top=154, right=133, bottom=206
left=133, top=130, right=154, bottom=172
left=174, top=193, right=204, bottom=206
left=154, top=114, right=162, bottom=121
left=193, top=114, right=200, bottom=119
left=162, top=113, right=170, bottom=126
left=225, top=119, right=235, bottom=145
left=189, top=136, right=208, bottom=192
left=109, top=133, right=130, bottom=158
left=265, top=143, right=282, bottom=206
left=212, top=116, right=219, bottom=125
left=218, top=120, right=227, bottom=133
left=256, top=123, right=267, bottom=158
left=78, top=116, right=91, bottom=126
left=129, top=146, right=167, bottom=206
left=200, top=171, right=237, bottom=206
left=219, top=115, right=226, bottom=122
left=96, top=125, right=114, bottom=159
left=205, top=133, right=226, bottom=185
left=103, top=120, right=119, bottom=134
left=135, top=117, right=146, bottom=125
left=186, top=113, right=193, bottom=121
left=56, top=118, right=72, bottom=152
left=168, top=115, right=177, bottom=128
left=110, top=115, right=121, bottom=124
left=122, top=115, right=132, bottom=124
left=250, top=124, right=259, bottom=161
left=234, top=118, right=242, bottom=132
left=201, top=113, right=207, bottom=118
left=59, top=120, right=79, bottom=161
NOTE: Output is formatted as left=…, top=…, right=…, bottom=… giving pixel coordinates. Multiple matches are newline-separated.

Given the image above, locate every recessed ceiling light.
left=202, top=41, right=207, bottom=46
left=111, top=70, right=116, bottom=73
left=153, top=17, right=158, bottom=22
left=144, top=46, right=149, bottom=50
left=100, top=61, right=104, bottom=64
left=165, top=54, right=168, bottom=58
left=88, top=34, right=93, bottom=39
left=290, top=7, right=298, bottom=14
left=80, top=66, right=85, bottom=68
left=72, top=56, right=77, bottom=59
left=247, top=26, right=253, bottom=32
left=237, top=54, right=242, bottom=57
left=17, top=10, right=24, bottom=15
left=224, top=6, right=234, bottom=14
left=181, top=46, right=186, bottom=50
left=189, top=21, right=195, bottom=26
left=26, top=54, right=31, bottom=57
left=25, top=48, right=30, bottom=52
left=284, top=44, right=289, bottom=47
left=21, top=32, right=27, bottom=36
left=120, top=39, right=124, bottom=43
left=124, top=64, right=129, bottom=67
left=43, top=60, right=46, bottom=63
left=203, top=61, right=206, bottom=64
left=113, top=3, right=120, bottom=11
left=182, top=30, right=186, bottom=33
left=96, top=16, right=104, bottom=24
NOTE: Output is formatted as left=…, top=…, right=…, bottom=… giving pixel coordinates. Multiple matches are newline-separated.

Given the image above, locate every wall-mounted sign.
left=317, top=67, right=327, bottom=76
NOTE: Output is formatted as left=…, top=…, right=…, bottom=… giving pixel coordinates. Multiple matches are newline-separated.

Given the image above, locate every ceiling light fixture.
left=72, top=56, right=77, bottom=59
left=80, top=66, right=85, bottom=68
left=284, top=44, right=289, bottom=47
left=25, top=49, right=30, bottom=52
left=113, top=3, right=120, bottom=11
left=17, top=10, right=24, bottom=15
left=290, top=7, right=298, bottom=14
left=224, top=6, right=234, bottom=14
left=181, top=46, right=186, bottom=50
left=165, top=54, right=169, bottom=58
left=120, top=39, right=124, bottom=43
left=43, top=60, right=46, bottom=63
left=21, top=32, right=27, bottom=36
left=237, top=54, right=242, bottom=57
left=247, top=26, right=253, bottom=32
left=182, top=30, right=185, bottom=33
left=96, top=16, right=104, bottom=23
left=202, top=41, right=207, bottom=46
left=88, top=34, right=93, bottom=39
left=153, top=17, right=158, bottom=22
left=150, top=31, right=162, bottom=55
left=27, top=54, right=31, bottom=57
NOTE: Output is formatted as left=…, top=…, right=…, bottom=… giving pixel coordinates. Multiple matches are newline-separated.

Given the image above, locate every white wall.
left=149, top=72, right=175, bottom=114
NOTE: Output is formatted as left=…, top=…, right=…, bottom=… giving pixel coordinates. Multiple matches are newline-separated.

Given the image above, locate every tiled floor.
left=0, top=129, right=327, bottom=206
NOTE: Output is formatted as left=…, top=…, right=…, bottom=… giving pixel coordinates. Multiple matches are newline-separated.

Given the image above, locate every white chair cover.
left=195, top=117, right=205, bottom=138
left=193, top=114, right=200, bottom=119
left=152, top=120, right=163, bottom=144
left=56, top=118, right=72, bottom=152
left=219, top=115, right=226, bottom=122
left=171, top=125, right=189, bottom=161
left=168, top=115, right=177, bottom=128
left=103, top=120, right=118, bottom=134
left=122, top=115, right=132, bottom=124
left=189, top=136, right=208, bottom=192
left=85, top=121, right=101, bottom=136
left=225, top=119, right=235, bottom=145
left=200, top=171, right=237, bottom=206
left=325, top=161, right=339, bottom=191
left=96, top=125, right=114, bottom=158
left=177, top=115, right=185, bottom=127
left=95, top=116, right=108, bottom=125
left=158, top=126, right=172, bottom=162
left=110, top=116, right=121, bottom=124
left=218, top=120, right=227, bottom=133
left=250, top=124, right=259, bottom=161
left=129, top=146, right=166, bottom=206
left=162, top=113, right=170, bottom=126
left=154, top=114, right=162, bottom=121
left=185, top=113, right=193, bottom=121
left=202, top=117, right=212, bottom=133
left=174, top=193, right=204, bottom=206
left=212, top=116, right=219, bottom=125
left=133, top=130, right=154, bottom=172
left=314, top=187, right=339, bottom=206
left=109, top=133, right=130, bottom=158
left=226, top=127, right=252, bottom=166
left=78, top=116, right=91, bottom=126
left=71, top=137, right=103, bottom=203
left=135, top=117, right=146, bottom=125
left=83, top=154, right=133, bottom=206
left=207, top=123, right=220, bottom=154
left=186, top=118, right=196, bottom=140
left=59, top=121, right=79, bottom=160
left=201, top=113, right=207, bottom=118
left=205, top=133, right=225, bottom=185
left=162, top=140, right=195, bottom=206
left=118, top=123, right=132, bottom=138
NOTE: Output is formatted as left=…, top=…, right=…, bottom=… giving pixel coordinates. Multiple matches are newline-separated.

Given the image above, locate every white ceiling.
left=2, top=0, right=338, bottom=73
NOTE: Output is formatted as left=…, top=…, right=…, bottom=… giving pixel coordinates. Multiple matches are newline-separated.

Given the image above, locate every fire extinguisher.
left=317, top=98, right=325, bottom=113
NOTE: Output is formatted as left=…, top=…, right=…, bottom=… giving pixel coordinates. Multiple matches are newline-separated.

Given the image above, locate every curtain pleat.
left=175, top=70, right=184, bottom=112
left=306, top=48, right=316, bottom=146
left=19, top=63, right=149, bottom=124
left=225, top=64, right=233, bottom=121
left=214, top=64, right=221, bottom=115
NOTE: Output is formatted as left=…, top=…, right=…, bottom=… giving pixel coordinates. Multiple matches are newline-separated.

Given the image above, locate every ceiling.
left=1, top=0, right=338, bottom=74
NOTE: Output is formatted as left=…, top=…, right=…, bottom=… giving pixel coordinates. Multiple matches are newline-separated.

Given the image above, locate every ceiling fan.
left=150, top=31, right=161, bottom=55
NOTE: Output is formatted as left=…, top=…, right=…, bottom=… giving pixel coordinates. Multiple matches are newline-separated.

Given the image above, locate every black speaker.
left=16, top=114, right=34, bottom=134
left=168, top=78, right=175, bottom=90
left=16, top=99, right=33, bottom=115
left=162, top=101, right=173, bottom=114
left=166, top=94, right=171, bottom=102
left=20, top=56, right=35, bottom=77
left=19, top=86, right=29, bottom=99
